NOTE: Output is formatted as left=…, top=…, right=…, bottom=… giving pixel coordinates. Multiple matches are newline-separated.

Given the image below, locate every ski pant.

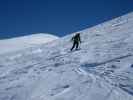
left=71, top=41, right=79, bottom=51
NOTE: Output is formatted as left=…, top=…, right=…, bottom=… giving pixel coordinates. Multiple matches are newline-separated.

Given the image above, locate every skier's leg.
left=76, top=42, right=79, bottom=50
left=71, top=42, right=76, bottom=51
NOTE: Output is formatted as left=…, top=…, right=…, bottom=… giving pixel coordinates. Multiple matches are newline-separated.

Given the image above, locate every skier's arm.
left=71, top=36, right=74, bottom=41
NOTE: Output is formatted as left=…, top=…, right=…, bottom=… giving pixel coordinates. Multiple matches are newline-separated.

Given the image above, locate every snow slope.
left=0, top=33, right=59, bottom=54
left=0, top=12, right=133, bottom=100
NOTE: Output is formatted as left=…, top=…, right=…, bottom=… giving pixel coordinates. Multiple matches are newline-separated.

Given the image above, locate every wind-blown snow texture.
left=0, top=12, right=133, bottom=100
left=0, top=33, right=59, bottom=54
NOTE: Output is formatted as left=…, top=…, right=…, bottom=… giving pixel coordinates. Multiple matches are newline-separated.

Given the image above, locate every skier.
left=70, top=33, right=81, bottom=51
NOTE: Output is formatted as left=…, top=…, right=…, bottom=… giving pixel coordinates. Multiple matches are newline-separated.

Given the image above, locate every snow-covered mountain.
left=0, top=12, right=133, bottom=100
left=0, top=33, right=59, bottom=54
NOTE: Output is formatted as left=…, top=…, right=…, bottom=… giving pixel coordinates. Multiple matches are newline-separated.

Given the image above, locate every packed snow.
left=0, top=12, right=133, bottom=100
left=0, top=33, right=59, bottom=54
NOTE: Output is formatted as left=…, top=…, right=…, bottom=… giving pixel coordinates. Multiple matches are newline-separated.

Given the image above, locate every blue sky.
left=0, top=0, right=133, bottom=39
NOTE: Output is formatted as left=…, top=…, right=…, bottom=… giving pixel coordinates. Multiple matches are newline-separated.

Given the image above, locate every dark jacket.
left=72, top=34, right=81, bottom=43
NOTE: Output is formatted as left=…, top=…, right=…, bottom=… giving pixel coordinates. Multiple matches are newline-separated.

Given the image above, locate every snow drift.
left=0, top=33, right=59, bottom=54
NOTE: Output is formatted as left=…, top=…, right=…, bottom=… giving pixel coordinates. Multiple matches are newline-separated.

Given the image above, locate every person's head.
left=76, top=33, right=80, bottom=36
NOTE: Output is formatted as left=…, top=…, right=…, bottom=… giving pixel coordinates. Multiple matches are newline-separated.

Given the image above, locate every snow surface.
left=0, top=12, right=133, bottom=100
left=0, top=33, right=59, bottom=54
